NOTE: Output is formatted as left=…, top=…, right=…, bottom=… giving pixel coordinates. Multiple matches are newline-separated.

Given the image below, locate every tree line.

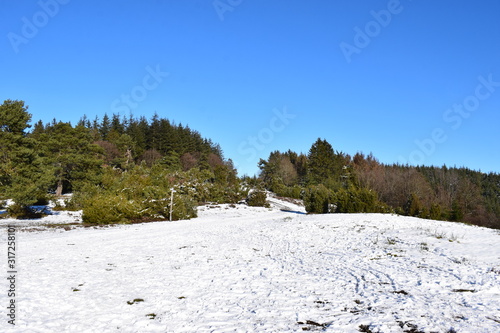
left=255, top=138, right=500, bottom=229
left=0, top=100, right=242, bottom=222
left=2, top=99, right=499, bottom=228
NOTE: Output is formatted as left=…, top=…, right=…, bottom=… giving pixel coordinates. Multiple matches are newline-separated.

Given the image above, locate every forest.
left=256, top=139, right=500, bottom=229
left=1, top=99, right=499, bottom=229
left=0, top=100, right=242, bottom=223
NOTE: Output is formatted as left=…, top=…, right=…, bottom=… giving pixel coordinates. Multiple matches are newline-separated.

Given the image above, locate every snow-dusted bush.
left=246, top=190, right=269, bottom=207
left=169, top=194, right=198, bottom=220
left=81, top=187, right=198, bottom=224
left=82, top=193, right=142, bottom=224
left=74, top=164, right=243, bottom=224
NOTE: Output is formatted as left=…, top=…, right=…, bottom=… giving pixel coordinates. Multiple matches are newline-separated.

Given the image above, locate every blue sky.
left=1, top=0, right=499, bottom=176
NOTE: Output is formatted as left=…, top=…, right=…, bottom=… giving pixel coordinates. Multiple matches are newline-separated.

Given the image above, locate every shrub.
left=169, top=194, right=198, bottom=220
left=7, top=203, right=46, bottom=219
left=335, top=187, right=379, bottom=213
left=376, top=201, right=394, bottom=214
left=304, top=185, right=384, bottom=215
left=81, top=190, right=198, bottom=224
left=33, top=197, right=50, bottom=206
left=7, top=203, right=28, bottom=218
left=65, top=193, right=86, bottom=211
left=141, top=186, right=197, bottom=221
left=275, top=185, right=303, bottom=199
left=65, top=185, right=101, bottom=211
left=82, top=193, right=142, bottom=224
left=247, top=190, right=269, bottom=207
left=206, top=183, right=244, bottom=204
left=429, top=204, right=442, bottom=220
left=303, top=184, right=333, bottom=214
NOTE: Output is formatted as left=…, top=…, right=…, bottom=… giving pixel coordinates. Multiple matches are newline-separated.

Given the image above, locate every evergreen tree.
left=303, top=184, right=333, bottom=214
left=429, top=203, right=442, bottom=220
left=149, top=113, right=162, bottom=151
left=111, top=113, right=124, bottom=134
left=0, top=100, right=32, bottom=134
left=404, top=193, right=423, bottom=217
left=0, top=100, right=51, bottom=211
left=158, top=151, right=182, bottom=171
left=99, top=113, right=111, bottom=139
left=34, top=122, right=103, bottom=195
left=258, top=151, right=281, bottom=188
left=31, top=120, right=46, bottom=137
left=307, top=138, right=336, bottom=185
left=114, top=134, right=136, bottom=167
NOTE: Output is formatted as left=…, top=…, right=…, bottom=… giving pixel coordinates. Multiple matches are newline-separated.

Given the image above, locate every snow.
left=1, top=199, right=499, bottom=332
left=0, top=196, right=82, bottom=229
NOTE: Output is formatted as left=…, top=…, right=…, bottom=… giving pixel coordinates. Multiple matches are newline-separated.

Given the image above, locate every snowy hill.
left=1, top=200, right=499, bottom=332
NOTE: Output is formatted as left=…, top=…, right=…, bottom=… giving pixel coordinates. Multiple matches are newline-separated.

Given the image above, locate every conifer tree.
left=0, top=100, right=51, bottom=211
left=111, top=113, right=124, bottom=134
left=34, top=122, right=103, bottom=195
left=307, top=138, right=336, bottom=185
left=404, top=193, right=423, bottom=217
left=99, top=114, right=111, bottom=139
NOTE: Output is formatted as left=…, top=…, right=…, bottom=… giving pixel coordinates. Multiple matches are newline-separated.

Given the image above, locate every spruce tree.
left=99, top=114, right=111, bottom=139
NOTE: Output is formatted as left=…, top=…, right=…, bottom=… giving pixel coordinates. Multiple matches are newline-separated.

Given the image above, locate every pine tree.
left=0, top=100, right=51, bottom=211
left=35, top=122, right=103, bottom=195
left=0, top=100, right=32, bottom=134
left=307, top=138, right=336, bottom=185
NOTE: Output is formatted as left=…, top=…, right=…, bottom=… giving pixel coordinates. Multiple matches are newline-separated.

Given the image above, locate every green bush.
left=335, top=187, right=378, bottom=213
left=206, top=183, right=244, bottom=204
left=275, top=185, right=303, bottom=199
left=65, top=193, right=86, bottom=211
left=65, top=185, right=102, bottom=211
left=450, top=200, right=464, bottom=222
left=7, top=203, right=29, bottom=218
left=78, top=164, right=244, bottom=224
left=429, top=203, right=442, bottom=220
left=169, top=194, right=198, bottom=220
left=303, top=184, right=333, bottom=214
left=247, top=190, right=269, bottom=207
left=141, top=187, right=197, bottom=221
left=82, top=193, right=142, bottom=224
left=404, top=193, right=423, bottom=217
left=7, top=203, right=46, bottom=219
left=33, top=194, right=51, bottom=206
left=303, top=185, right=381, bottom=214
left=81, top=189, right=198, bottom=224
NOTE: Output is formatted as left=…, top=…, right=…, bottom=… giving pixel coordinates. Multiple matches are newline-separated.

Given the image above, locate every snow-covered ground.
left=1, top=198, right=499, bottom=332
left=0, top=196, right=82, bottom=229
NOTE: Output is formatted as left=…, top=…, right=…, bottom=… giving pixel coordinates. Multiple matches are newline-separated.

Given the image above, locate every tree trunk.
left=55, top=179, right=63, bottom=196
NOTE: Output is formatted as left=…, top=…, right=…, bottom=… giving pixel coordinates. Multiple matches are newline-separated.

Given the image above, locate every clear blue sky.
left=1, top=0, right=499, bottom=176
